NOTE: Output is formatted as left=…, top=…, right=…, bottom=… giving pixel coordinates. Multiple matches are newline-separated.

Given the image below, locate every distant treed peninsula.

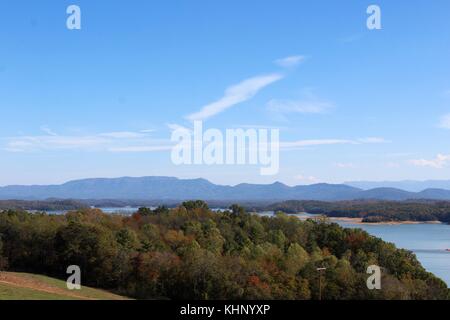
left=258, top=200, right=450, bottom=224
left=2, top=199, right=450, bottom=224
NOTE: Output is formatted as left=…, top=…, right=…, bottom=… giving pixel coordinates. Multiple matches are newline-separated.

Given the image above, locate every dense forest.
left=262, top=200, right=450, bottom=223
left=0, top=202, right=448, bottom=300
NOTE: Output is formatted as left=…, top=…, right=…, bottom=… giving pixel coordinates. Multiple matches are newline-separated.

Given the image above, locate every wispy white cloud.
left=4, top=135, right=109, bottom=151
left=186, top=74, right=283, bottom=122
left=233, top=124, right=289, bottom=130
left=281, top=139, right=355, bottom=150
left=409, top=154, right=450, bottom=169
left=2, top=129, right=168, bottom=153
left=267, top=89, right=335, bottom=120
left=334, top=162, right=356, bottom=168
left=274, top=55, right=306, bottom=68
left=167, top=123, right=191, bottom=132
left=356, top=137, right=389, bottom=144
left=108, top=145, right=172, bottom=153
left=267, top=98, right=332, bottom=116
left=100, top=131, right=147, bottom=139
left=281, top=137, right=388, bottom=151
left=294, top=174, right=319, bottom=184
left=438, top=113, right=450, bottom=129
left=40, top=126, right=58, bottom=136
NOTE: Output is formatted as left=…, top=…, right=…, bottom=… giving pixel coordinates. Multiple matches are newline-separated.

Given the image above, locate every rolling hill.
left=346, top=180, right=450, bottom=192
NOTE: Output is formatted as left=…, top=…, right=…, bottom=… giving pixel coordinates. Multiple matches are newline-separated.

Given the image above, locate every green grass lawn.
left=0, top=272, right=129, bottom=300
left=0, top=283, right=75, bottom=300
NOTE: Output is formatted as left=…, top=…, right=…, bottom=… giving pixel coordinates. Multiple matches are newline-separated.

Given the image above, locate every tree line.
left=0, top=199, right=87, bottom=212
left=262, top=200, right=450, bottom=223
left=0, top=202, right=448, bottom=300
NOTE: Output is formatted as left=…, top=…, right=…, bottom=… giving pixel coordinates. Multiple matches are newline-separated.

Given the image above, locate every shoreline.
left=328, top=217, right=443, bottom=225
left=291, top=213, right=443, bottom=225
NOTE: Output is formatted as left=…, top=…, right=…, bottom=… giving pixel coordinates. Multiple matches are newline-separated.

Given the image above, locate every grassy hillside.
left=0, top=272, right=129, bottom=300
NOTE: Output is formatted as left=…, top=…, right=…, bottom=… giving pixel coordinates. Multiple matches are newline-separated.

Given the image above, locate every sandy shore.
left=288, top=212, right=442, bottom=225
left=292, top=214, right=442, bottom=225
left=328, top=216, right=442, bottom=225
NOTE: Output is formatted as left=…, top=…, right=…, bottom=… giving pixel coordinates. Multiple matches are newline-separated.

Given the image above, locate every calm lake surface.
left=49, top=208, right=450, bottom=286
left=333, top=220, right=450, bottom=286
left=252, top=212, right=450, bottom=286
left=288, top=213, right=450, bottom=286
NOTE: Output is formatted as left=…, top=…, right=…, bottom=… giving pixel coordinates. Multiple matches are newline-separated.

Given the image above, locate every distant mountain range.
left=345, top=180, right=450, bottom=192
left=2, top=176, right=450, bottom=201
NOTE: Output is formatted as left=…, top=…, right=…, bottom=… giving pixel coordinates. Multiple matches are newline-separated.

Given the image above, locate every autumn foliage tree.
left=0, top=205, right=448, bottom=300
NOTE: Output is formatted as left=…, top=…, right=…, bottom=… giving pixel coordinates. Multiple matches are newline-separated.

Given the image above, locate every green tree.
left=285, top=243, right=309, bottom=275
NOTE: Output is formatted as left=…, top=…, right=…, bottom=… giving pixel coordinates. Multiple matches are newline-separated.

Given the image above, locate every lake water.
left=222, top=210, right=450, bottom=286
left=333, top=220, right=450, bottom=286
left=286, top=213, right=450, bottom=286
left=99, top=207, right=144, bottom=214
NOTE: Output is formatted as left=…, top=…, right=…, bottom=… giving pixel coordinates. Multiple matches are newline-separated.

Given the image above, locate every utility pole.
left=317, top=267, right=327, bottom=300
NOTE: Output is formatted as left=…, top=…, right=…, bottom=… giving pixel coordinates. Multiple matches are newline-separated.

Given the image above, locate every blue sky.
left=1, top=0, right=450, bottom=186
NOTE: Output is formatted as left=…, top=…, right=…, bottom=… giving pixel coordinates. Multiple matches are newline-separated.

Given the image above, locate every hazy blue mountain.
left=1, top=176, right=450, bottom=201
left=416, top=188, right=450, bottom=200
left=345, top=180, right=450, bottom=192
left=356, top=188, right=415, bottom=201
left=291, top=183, right=362, bottom=201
